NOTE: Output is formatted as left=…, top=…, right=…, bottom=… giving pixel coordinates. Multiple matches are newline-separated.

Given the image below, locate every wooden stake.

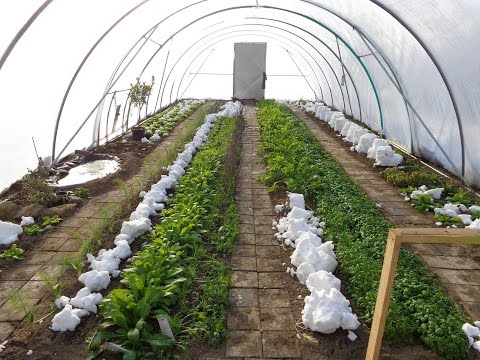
left=366, top=230, right=401, bottom=360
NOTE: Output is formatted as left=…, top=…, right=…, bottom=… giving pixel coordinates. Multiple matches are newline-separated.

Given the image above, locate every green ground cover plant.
left=257, top=100, right=470, bottom=359
left=90, top=115, right=241, bottom=359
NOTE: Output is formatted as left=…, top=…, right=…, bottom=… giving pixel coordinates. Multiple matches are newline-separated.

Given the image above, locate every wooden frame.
left=366, top=228, right=480, bottom=360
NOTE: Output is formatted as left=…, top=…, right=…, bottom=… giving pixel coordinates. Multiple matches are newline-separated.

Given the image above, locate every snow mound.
left=288, top=192, right=305, bottom=210
left=334, top=118, right=348, bottom=132
left=340, top=121, right=353, bottom=137
left=469, top=205, right=480, bottom=214
left=367, top=139, right=389, bottom=159
left=355, top=133, right=377, bottom=154
left=352, top=128, right=369, bottom=146
left=150, top=133, right=161, bottom=141
left=306, top=270, right=341, bottom=292
left=51, top=304, right=81, bottom=332
left=78, top=270, right=111, bottom=291
left=302, top=288, right=360, bottom=334
left=120, top=219, right=152, bottom=239
left=466, top=219, right=480, bottom=229
left=374, top=146, right=403, bottom=167
left=424, top=188, right=444, bottom=200
left=70, top=287, right=102, bottom=314
left=20, top=216, right=35, bottom=226
left=0, top=221, right=23, bottom=245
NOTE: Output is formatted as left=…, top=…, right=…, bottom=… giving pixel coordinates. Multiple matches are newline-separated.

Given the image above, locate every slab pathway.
left=225, top=105, right=302, bottom=359
left=291, top=106, right=480, bottom=321
left=0, top=102, right=214, bottom=341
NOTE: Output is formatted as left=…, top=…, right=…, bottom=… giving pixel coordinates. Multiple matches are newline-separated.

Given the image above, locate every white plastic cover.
left=1, top=0, right=479, bottom=190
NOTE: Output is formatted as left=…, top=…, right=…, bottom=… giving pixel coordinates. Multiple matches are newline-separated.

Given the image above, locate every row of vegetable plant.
left=140, top=99, right=205, bottom=138
left=296, top=99, right=480, bottom=228
left=256, top=100, right=470, bottom=359
left=89, top=115, right=242, bottom=359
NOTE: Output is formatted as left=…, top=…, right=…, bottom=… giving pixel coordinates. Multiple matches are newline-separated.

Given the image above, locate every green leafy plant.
left=446, top=188, right=474, bottom=207
left=257, top=100, right=470, bottom=359
left=91, top=116, right=241, bottom=359
left=42, top=215, right=62, bottom=227
left=24, top=224, right=44, bottom=235
left=411, top=194, right=438, bottom=213
left=0, top=244, right=25, bottom=261
left=24, top=216, right=62, bottom=236
left=73, top=187, right=91, bottom=199
left=434, top=214, right=464, bottom=226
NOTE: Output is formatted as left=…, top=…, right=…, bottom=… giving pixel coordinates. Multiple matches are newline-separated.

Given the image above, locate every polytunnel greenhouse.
left=0, top=0, right=479, bottom=359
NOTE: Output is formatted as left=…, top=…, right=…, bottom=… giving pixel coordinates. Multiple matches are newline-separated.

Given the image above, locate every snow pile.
left=355, top=133, right=377, bottom=154
left=51, top=304, right=82, bottom=332
left=334, top=117, right=348, bottom=132
left=20, top=216, right=35, bottom=226
left=367, top=139, right=389, bottom=159
left=431, top=201, right=480, bottom=226
left=462, top=322, right=480, bottom=352
left=52, top=101, right=243, bottom=332
left=352, top=128, right=369, bottom=146
left=78, top=270, right=111, bottom=291
left=373, top=146, right=403, bottom=167
left=274, top=193, right=359, bottom=338
left=150, top=133, right=161, bottom=141
left=467, top=219, right=480, bottom=229
left=327, top=112, right=344, bottom=128
left=303, top=288, right=360, bottom=334
left=217, top=101, right=243, bottom=117
left=344, top=124, right=361, bottom=143
left=0, top=220, right=23, bottom=245
left=297, top=100, right=316, bottom=113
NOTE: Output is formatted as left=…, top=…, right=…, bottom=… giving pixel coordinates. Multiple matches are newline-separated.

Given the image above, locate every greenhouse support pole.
left=356, top=33, right=467, bottom=186
left=251, top=17, right=361, bottom=121
left=154, top=48, right=170, bottom=111
left=52, top=29, right=153, bottom=163
left=168, top=30, right=327, bottom=110
left=52, top=0, right=150, bottom=161
left=335, top=38, right=354, bottom=116
left=370, top=0, right=465, bottom=177
left=178, top=49, right=215, bottom=100
left=0, top=0, right=53, bottom=72
left=286, top=50, right=319, bottom=101
left=169, top=32, right=326, bottom=107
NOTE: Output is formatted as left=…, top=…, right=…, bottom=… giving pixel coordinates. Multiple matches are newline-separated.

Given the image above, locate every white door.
left=233, top=42, right=267, bottom=100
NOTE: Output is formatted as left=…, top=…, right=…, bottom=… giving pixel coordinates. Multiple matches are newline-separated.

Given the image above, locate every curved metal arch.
left=157, top=29, right=326, bottom=111
left=171, top=23, right=339, bottom=107
left=138, top=5, right=376, bottom=121
left=250, top=17, right=362, bottom=120
left=170, top=24, right=343, bottom=105
left=296, top=0, right=464, bottom=177
left=369, top=0, right=465, bottom=176
left=173, top=31, right=325, bottom=104
left=0, top=0, right=53, bottom=72
left=52, top=0, right=151, bottom=161
left=54, top=3, right=384, bottom=161
left=52, top=0, right=207, bottom=162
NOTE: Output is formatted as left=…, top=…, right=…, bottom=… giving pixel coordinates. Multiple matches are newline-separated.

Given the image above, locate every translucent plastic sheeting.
left=1, top=0, right=480, bottom=191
